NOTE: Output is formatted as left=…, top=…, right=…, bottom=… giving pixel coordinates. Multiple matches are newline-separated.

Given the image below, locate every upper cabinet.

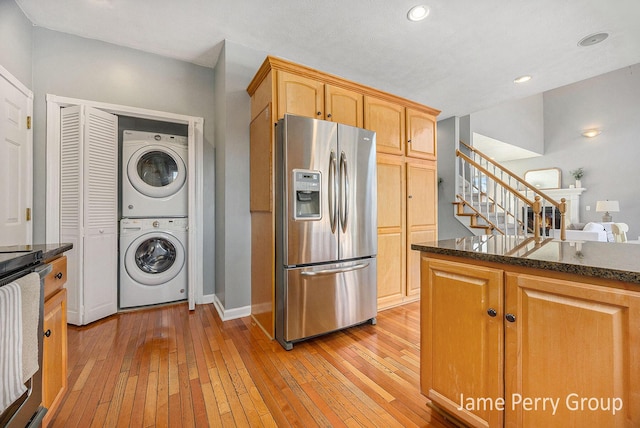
left=364, top=97, right=436, bottom=159
left=406, top=108, right=436, bottom=160
left=275, top=70, right=364, bottom=127
left=325, top=85, right=363, bottom=127
left=364, top=96, right=405, bottom=155
left=276, top=71, right=324, bottom=119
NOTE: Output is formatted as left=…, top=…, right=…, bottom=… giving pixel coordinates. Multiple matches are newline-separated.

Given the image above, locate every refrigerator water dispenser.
left=293, top=169, right=321, bottom=220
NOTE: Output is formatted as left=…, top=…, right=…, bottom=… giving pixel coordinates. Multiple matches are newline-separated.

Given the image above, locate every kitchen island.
left=411, top=236, right=640, bottom=428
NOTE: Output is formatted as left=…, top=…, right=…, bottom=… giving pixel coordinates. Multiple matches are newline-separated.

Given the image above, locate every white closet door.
left=60, top=105, right=83, bottom=325
left=60, top=105, right=118, bottom=325
left=83, top=106, right=118, bottom=324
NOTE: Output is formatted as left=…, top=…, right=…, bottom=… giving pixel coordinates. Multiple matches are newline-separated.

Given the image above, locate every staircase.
left=455, top=141, right=567, bottom=241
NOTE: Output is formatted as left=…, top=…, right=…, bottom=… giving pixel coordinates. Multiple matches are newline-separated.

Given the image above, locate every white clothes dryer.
left=122, top=130, right=188, bottom=218
left=119, top=218, right=188, bottom=308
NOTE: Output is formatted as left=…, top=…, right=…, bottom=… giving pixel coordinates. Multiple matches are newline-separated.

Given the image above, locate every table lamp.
left=596, top=200, right=619, bottom=222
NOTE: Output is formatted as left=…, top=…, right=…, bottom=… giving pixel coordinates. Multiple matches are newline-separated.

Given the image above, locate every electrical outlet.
left=586, top=205, right=591, bottom=211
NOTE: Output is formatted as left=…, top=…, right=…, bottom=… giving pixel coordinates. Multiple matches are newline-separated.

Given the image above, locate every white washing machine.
left=122, top=130, right=188, bottom=218
left=120, top=218, right=188, bottom=308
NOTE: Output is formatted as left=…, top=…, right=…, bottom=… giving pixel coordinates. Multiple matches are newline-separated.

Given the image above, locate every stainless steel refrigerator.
left=275, top=114, right=377, bottom=350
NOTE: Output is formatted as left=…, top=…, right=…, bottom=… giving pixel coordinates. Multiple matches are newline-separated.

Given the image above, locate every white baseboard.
left=210, top=294, right=251, bottom=321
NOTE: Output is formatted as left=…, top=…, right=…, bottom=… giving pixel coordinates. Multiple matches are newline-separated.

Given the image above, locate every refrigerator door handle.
left=329, top=151, right=338, bottom=233
left=339, top=151, right=349, bottom=233
left=300, top=262, right=369, bottom=277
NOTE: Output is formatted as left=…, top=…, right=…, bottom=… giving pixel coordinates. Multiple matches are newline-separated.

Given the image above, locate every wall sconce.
left=596, top=200, right=619, bottom=222
left=582, top=129, right=601, bottom=138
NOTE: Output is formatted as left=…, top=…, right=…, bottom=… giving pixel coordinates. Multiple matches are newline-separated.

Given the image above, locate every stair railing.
left=457, top=141, right=567, bottom=241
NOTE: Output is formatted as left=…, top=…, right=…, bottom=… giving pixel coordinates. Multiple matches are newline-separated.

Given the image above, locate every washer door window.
left=127, top=145, right=187, bottom=198
left=125, top=232, right=185, bottom=285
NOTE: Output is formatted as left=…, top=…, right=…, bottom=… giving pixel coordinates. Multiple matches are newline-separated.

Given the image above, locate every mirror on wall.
left=523, top=168, right=561, bottom=189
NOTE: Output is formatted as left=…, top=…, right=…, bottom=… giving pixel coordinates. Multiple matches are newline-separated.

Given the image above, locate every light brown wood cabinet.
left=247, top=56, right=439, bottom=336
left=366, top=94, right=438, bottom=309
left=276, top=70, right=363, bottom=127
left=420, top=255, right=640, bottom=427
left=42, top=256, right=68, bottom=427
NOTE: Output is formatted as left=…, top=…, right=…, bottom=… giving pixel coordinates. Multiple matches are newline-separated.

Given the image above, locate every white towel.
left=0, top=282, right=27, bottom=413
left=19, top=272, right=41, bottom=382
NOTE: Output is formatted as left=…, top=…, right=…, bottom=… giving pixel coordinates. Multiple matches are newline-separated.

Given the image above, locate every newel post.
left=558, top=198, right=567, bottom=240
left=532, top=196, right=542, bottom=241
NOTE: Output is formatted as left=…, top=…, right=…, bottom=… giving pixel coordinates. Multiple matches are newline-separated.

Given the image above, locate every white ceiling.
left=15, top=0, right=640, bottom=119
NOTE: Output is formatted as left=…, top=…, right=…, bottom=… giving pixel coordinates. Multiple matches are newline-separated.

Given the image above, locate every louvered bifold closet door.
left=60, top=106, right=83, bottom=325
left=82, top=107, right=118, bottom=324
left=60, top=105, right=118, bottom=325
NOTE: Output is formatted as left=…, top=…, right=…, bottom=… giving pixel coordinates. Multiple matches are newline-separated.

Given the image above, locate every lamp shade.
left=596, top=200, right=619, bottom=213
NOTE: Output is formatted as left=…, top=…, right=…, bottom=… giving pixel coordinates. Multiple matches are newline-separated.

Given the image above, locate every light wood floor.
left=49, top=301, right=454, bottom=427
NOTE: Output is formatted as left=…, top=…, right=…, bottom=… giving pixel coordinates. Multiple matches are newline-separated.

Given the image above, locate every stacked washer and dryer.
left=119, top=130, right=188, bottom=308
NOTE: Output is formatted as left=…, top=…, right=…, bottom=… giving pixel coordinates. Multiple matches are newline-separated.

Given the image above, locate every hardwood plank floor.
left=49, top=301, right=454, bottom=427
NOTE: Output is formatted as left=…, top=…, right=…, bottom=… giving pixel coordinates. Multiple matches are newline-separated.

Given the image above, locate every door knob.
left=505, top=313, right=517, bottom=323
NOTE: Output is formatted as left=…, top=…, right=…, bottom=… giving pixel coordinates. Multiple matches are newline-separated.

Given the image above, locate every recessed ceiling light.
left=581, top=129, right=601, bottom=138
left=407, top=5, right=430, bottom=21
left=513, top=75, right=532, bottom=84
left=578, top=32, right=609, bottom=47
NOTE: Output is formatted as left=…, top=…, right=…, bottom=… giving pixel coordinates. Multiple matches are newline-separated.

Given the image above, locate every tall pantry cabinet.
left=247, top=56, right=439, bottom=337
left=364, top=97, right=438, bottom=308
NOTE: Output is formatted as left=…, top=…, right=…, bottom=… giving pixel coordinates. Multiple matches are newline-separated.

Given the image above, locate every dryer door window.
left=125, top=232, right=185, bottom=285
left=137, top=151, right=179, bottom=187
left=127, top=145, right=187, bottom=198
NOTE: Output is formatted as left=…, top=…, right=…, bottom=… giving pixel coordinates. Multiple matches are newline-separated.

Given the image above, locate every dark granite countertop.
left=411, top=235, right=640, bottom=285
left=0, top=243, right=73, bottom=277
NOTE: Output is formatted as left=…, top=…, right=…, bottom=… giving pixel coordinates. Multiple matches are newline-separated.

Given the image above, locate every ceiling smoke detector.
left=578, top=32, right=609, bottom=47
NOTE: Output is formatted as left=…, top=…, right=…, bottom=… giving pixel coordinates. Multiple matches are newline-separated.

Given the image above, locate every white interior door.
left=0, top=68, right=32, bottom=246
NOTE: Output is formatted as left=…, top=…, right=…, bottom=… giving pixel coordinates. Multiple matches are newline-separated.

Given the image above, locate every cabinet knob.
left=505, top=313, right=517, bottom=323
left=44, top=329, right=52, bottom=338
left=408, top=139, right=412, bottom=143
left=317, top=111, right=322, bottom=116
left=408, top=195, right=413, bottom=199
left=487, top=308, right=497, bottom=317
left=55, top=272, right=63, bottom=280
left=327, top=113, right=332, bottom=118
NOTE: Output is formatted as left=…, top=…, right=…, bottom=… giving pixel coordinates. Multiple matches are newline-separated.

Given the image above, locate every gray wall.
left=470, top=94, right=544, bottom=153
left=30, top=27, right=217, bottom=294
left=437, top=117, right=471, bottom=239
left=439, top=64, right=640, bottom=241
left=213, top=41, right=267, bottom=310
left=503, top=64, right=640, bottom=239
left=0, top=0, right=32, bottom=86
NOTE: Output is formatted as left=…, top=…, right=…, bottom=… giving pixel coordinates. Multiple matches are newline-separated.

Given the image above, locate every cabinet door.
left=325, top=84, right=363, bottom=127
left=421, top=259, right=504, bottom=428
left=364, top=96, right=405, bottom=155
left=276, top=71, right=324, bottom=120
left=376, top=155, right=406, bottom=309
left=505, top=273, right=640, bottom=427
left=406, top=161, right=437, bottom=297
left=43, top=288, right=67, bottom=427
left=406, top=108, right=436, bottom=159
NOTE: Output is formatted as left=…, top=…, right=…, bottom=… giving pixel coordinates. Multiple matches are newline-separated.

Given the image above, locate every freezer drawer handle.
left=300, top=262, right=369, bottom=277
